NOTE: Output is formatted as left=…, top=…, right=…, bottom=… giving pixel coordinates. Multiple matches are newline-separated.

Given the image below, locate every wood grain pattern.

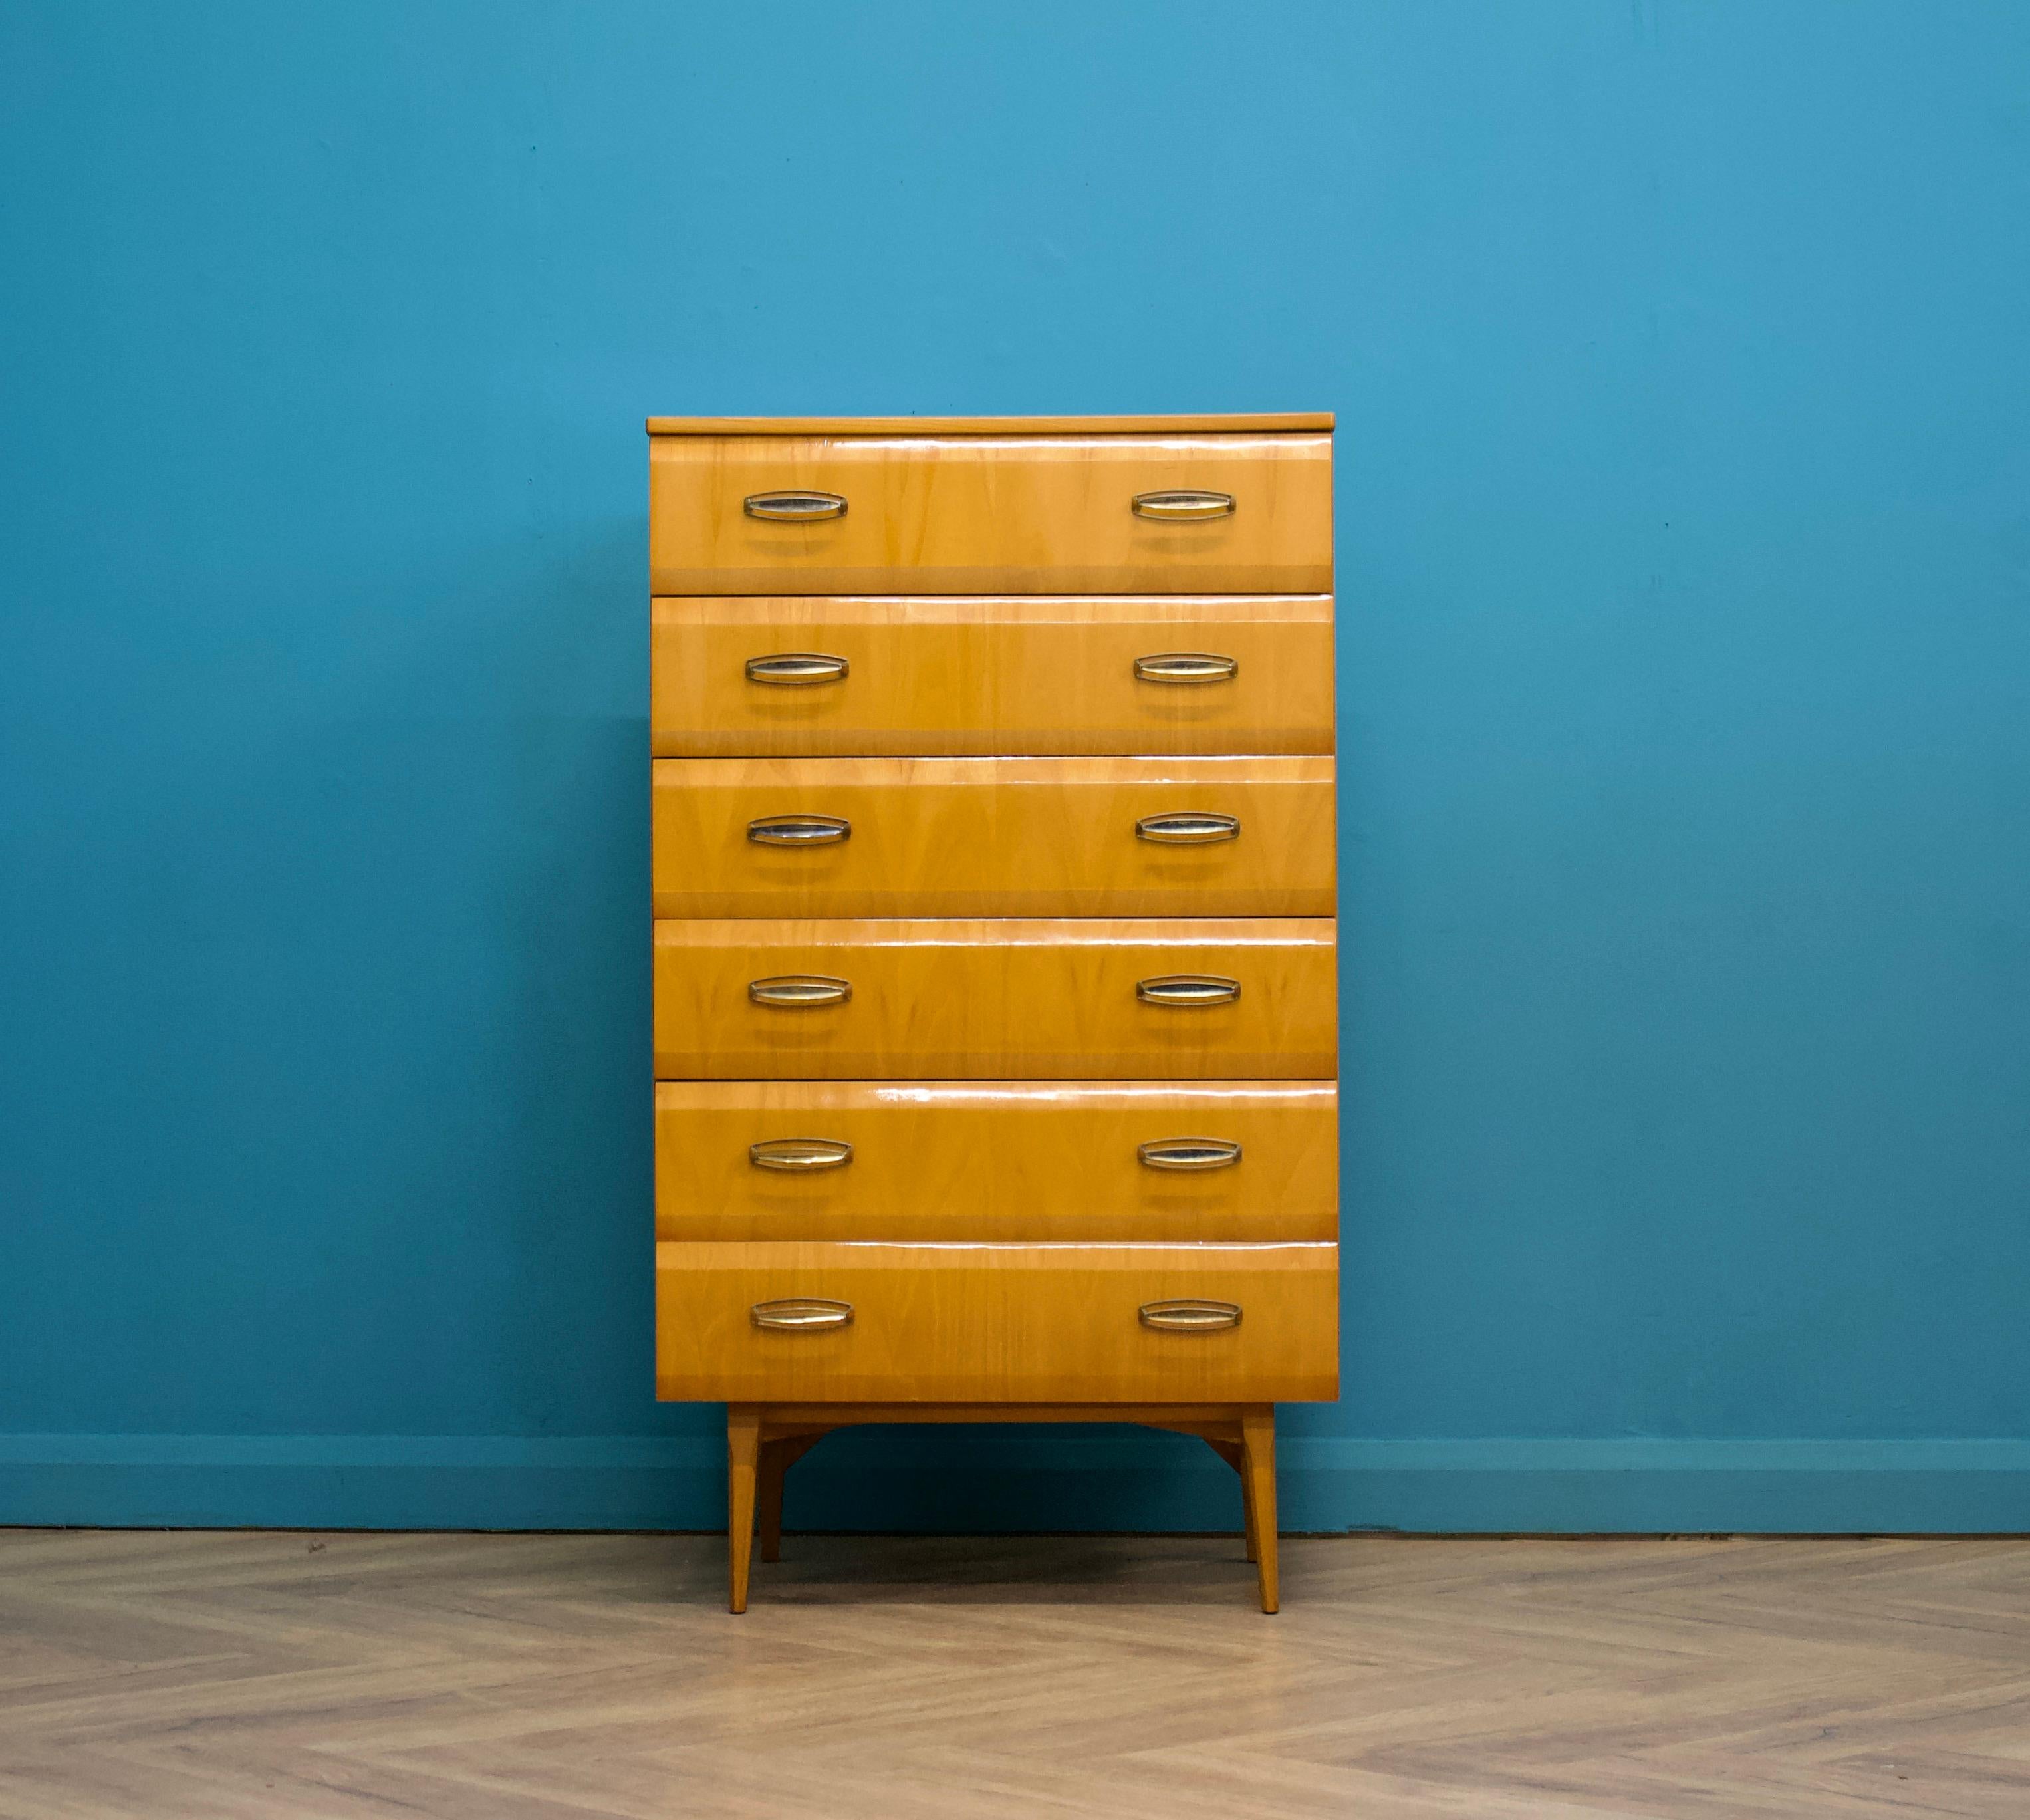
left=647, top=411, right=1334, bottom=435
left=650, top=594, right=1336, bottom=757
left=650, top=756, right=1335, bottom=918
left=6, top=1530, right=2026, bottom=1819
left=654, top=1079, right=1338, bottom=1242
left=652, top=916, right=1338, bottom=1080
left=655, top=1241, right=1339, bottom=1403
left=648, top=433, right=1332, bottom=595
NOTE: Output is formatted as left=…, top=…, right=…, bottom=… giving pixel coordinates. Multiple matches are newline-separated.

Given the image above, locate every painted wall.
left=3, top=1, right=2026, bottom=1533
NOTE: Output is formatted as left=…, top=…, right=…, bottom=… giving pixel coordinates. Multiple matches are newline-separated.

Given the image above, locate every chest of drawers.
left=647, top=413, right=1337, bottom=1611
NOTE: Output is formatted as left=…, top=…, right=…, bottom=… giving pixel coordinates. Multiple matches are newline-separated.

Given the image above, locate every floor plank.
left=0, top=1531, right=2025, bottom=1817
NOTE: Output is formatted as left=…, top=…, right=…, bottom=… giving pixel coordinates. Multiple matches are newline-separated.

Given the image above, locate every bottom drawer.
left=654, top=1241, right=1338, bottom=1404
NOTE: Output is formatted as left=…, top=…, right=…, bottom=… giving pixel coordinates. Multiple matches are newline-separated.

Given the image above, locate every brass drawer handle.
left=749, top=975, right=852, bottom=1007
left=1138, top=1138, right=1243, bottom=1172
left=1136, top=812, right=1239, bottom=846
left=749, top=813, right=850, bottom=846
left=749, top=1138, right=854, bottom=1172
left=747, top=652, right=850, bottom=685
left=1139, top=1299, right=1241, bottom=1332
left=744, top=490, right=847, bottom=521
left=1134, top=651, right=1239, bottom=684
left=751, top=1297, right=854, bottom=1331
left=1136, top=974, right=1241, bottom=1007
left=1132, top=489, right=1235, bottom=522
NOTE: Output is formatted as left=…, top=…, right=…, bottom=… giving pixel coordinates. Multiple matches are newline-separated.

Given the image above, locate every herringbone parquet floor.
left=1, top=1530, right=2025, bottom=1818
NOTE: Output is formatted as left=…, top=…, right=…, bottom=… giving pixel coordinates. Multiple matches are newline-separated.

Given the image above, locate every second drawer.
left=656, top=1080, right=1338, bottom=1241
left=650, top=594, right=1335, bottom=757
left=651, top=756, right=1335, bottom=918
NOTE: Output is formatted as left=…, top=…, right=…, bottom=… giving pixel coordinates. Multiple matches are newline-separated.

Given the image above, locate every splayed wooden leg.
left=1239, top=1406, right=1278, bottom=1614
left=727, top=1405, right=761, bottom=1613
left=757, top=1432, right=826, bottom=1564
left=1200, top=1434, right=1257, bottom=1563
left=757, top=1439, right=786, bottom=1565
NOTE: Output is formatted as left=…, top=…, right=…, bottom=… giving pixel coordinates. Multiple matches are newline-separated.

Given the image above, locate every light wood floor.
left=1, top=1531, right=2026, bottom=1818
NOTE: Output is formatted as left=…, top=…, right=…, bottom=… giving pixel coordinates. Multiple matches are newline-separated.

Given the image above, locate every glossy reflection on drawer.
left=652, top=918, right=1338, bottom=1080
left=650, top=755, right=1335, bottom=918
left=648, top=434, right=1332, bottom=596
left=650, top=596, right=1335, bottom=756
left=654, top=1241, right=1340, bottom=1402
left=654, top=1080, right=1338, bottom=1241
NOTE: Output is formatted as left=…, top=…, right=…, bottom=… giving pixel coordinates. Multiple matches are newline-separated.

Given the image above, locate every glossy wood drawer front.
left=652, top=918, right=1336, bottom=1080
left=655, top=1081, right=1338, bottom=1242
left=650, top=596, right=1335, bottom=756
left=650, top=757, right=1335, bottom=918
left=654, top=1241, right=1339, bottom=1402
left=648, top=434, right=1332, bottom=595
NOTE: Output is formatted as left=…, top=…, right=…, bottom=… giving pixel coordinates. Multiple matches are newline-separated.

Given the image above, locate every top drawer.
left=648, top=433, right=1332, bottom=596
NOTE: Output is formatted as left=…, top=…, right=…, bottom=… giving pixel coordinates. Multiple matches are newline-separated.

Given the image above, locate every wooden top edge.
left=649, top=592, right=1336, bottom=605
left=644, top=412, right=1333, bottom=436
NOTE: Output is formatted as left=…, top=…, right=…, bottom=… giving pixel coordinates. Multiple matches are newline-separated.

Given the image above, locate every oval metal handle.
left=744, top=490, right=847, bottom=521
left=751, top=1297, right=854, bottom=1331
left=1136, top=974, right=1241, bottom=1007
left=1132, top=490, right=1235, bottom=522
left=1137, top=1138, right=1243, bottom=1172
left=749, top=975, right=852, bottom=1007
left=749, top=814, right=850, bottom=847
left=1139, top=1299, right=1242, bottom=1332
left=749, top=1138, right=854, bottom=1172
left=747, top=652, right=850, bottom=686
left=1136, top=812, right=1239, bottom=846
left=1134, top=652, right=1239, bottom=684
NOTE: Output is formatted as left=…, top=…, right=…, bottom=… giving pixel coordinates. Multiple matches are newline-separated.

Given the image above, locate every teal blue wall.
left=4, top=2, right=2027, bottom=1533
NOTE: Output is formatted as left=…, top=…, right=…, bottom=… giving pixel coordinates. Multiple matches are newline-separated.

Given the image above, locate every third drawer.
left=656, top=1080, right=1337, bottom=1241
left=652, top=917, right=1337, bottom=1079
left=652, top=755, right=1334, bottom=918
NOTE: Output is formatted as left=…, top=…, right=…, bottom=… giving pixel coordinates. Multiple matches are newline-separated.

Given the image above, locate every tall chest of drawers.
left=647, top=414, right=1337, bottom=1611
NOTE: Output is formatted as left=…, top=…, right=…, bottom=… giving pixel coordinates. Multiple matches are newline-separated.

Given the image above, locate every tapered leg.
left=1241, top=1458, right=1261, bottom=1564
left=1239, top=1406, right=1278, bottom=1614
left=757, top=1432, right=825, bottom=1563
left=727, top=1405, right=761, bottom=1613
left=757, top=1440, right=787, bottom=1565
left=1202, top=1436, right=1257, bottom=1563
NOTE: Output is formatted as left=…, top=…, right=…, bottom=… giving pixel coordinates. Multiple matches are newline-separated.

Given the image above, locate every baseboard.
left=3, top=1431, right=2026, bottom=1533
